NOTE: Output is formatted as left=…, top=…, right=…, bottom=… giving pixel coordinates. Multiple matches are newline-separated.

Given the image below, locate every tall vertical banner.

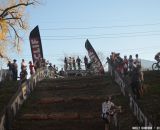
left=85, top=39, right=105, bottom=75
left=29, top=26, right=43, bottom=63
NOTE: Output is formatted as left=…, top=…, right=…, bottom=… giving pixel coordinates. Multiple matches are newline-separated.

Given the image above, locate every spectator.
left=12, top=59, right=18, bottom=81
left=21, top=59, right=27, bottom=71
left=115, top=53, right=123, bottom=75
left=20, top=69, right=28, bottom=84
left=48, top=63, right=54, bottom=71
left=76, top=56, right=82, bottom=70
left=123, top=56, right=128, bottom=76
left=53, top=65, right=58, bottom=74
left=64, top=57, right=68, bottom=71
left=42, top=58, right=46, bottom=67
left=7, top=61, right=13, bottom=80
left=35, top=59, right=41, bottom=71
left=29, top=61, right=35, bottom=75
left=107, top=56, right=112, bottom=73
left=72, top=57, right=76, bottom=70
left=134, top=54, right=141, bottom=67
left=111, top=52, right=116, bottom=64
left=7, top=61, right=12, bottom=71
left=68, top=57, right=72, bottom=70
left=59, top=68, right=65, bottom=76
left=128, top=55, right=134, bottom=72
left=84, top=56, right=88, bottom=70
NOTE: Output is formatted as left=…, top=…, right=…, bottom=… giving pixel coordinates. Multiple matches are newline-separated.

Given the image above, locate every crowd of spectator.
left=64, top=56, right=89, bottom=71
left=108, top=52, right=142, bottom=76
left=7, top=59, right=18, bottom=81
left=7, top=58, right=59, bottom=84
left=7, top=56, right=91, bottom=83
left=107, top=52, right=144, bottom=99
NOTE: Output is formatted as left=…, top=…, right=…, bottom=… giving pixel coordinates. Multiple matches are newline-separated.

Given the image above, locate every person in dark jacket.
left=76, top=56, right=82, bottom=70
left=84, top=56, right=88, bottom=70
left=64, top=57, right=68, bottom=71
left=130, top=65, right=142, bottom=99
left=12, top=59, right=18, bottom=81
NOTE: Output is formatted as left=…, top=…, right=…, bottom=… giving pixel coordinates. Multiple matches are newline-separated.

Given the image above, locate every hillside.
left=0, top=70, right=159, bottom=129
left=141, top=59, right=154, bottom=70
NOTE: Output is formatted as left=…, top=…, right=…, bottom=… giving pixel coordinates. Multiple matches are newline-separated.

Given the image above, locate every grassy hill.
left=141, top=59, right=154, bottom=70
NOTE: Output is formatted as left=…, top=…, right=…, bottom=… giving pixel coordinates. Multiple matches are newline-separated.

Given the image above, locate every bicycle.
left=152, top=61, right=160, bottom=71
left=104, top=106, right=122, bottom=130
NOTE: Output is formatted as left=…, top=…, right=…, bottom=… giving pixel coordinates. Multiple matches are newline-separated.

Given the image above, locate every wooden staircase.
left=12, top=75, right=137, bottom=130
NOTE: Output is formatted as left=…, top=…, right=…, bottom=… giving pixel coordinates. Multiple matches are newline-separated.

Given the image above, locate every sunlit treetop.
left=0, top=0, right=39, bottom=61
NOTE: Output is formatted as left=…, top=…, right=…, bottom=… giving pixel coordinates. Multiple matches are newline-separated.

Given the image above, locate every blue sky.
left=7, top=0, right=160, bottom=70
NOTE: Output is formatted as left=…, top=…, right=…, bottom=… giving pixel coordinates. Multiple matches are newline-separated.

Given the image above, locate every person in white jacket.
left=101, top=96, right=121, bottom=130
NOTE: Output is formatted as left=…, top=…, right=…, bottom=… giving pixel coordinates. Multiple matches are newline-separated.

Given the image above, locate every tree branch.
left=0, top=2, right=34, bottom=18
left=5, top=17, right=20, bottom=20
left=9, top=23, right=20, bottom=40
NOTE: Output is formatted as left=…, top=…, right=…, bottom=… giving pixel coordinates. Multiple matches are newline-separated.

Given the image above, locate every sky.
left=4, top=0, right=160, bottom=70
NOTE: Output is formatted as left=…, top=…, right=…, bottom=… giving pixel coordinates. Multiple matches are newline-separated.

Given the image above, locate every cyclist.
left=101, top=96, right=121, bottom=130
left=152, top=52, right=160, bottom=71
left=155, top=52, right=160, bottom=63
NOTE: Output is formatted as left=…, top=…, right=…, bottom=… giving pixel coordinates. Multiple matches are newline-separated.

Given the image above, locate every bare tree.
left=0, top=0, right=39, bottom=60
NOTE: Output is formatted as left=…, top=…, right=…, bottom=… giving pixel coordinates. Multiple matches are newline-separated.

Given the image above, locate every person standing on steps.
left=21, top=59, right=27, bottom=71
left=68, top=57, right=72, bottom=70
left=101, top=96, right=122, bottom=130
left=29, top=61, right=35, bottom=75
left=134, top=54, right=141, bottom=68
left=64, top=57, right=68, bottom=71
left=76, top=56, right=82, bottom=70
left=7, top=60, right=13, bottom=80
left=72, top=57, right=76, bottom=70
left=12, top=59, right=18, bottom=81
left=123, top=55, right=128, bottom=77
left=84, top=56, right=88, bottom=70
left=128, top=55, right=134, bottom=72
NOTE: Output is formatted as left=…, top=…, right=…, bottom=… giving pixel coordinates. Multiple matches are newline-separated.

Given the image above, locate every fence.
left=108, top=59, right=152, bottom=127
left=0, top=67, right=55, bottom=130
